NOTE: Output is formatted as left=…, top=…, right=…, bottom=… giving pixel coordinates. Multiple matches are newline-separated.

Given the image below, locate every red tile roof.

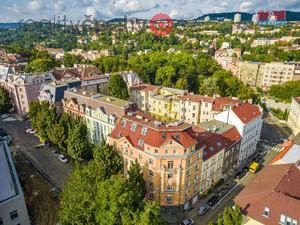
left=234, top=164, right=300, bottom=225
left=220, top=126, right=241, bottom=147
left=130, top=84, right=158, bottom=92
left=270, top=140, right=293, bottom=164
left=180, top=94, right=214, bottom=103
left=231, top=103, right=262, bottom=124
left=212, top=97, right=240, bottom=112
left=108, top=112, right=196, bottom=150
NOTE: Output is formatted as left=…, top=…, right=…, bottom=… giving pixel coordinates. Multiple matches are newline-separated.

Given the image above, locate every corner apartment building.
left=215, top=103, right=263, bottom=165
left=130, top=84, right=240, bottom=125
left=107, top=112, right=204, bottom=210
left=0, top=141, right=30, bottom=225
left=62, top=88, right=136, bottom=144
left=0, top=66, right=52, bottom=114
left=287, top=97, right=300, bottom=136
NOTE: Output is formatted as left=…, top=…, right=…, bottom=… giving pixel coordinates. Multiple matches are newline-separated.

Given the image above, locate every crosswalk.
left=259, top=143, right=283, bottom=152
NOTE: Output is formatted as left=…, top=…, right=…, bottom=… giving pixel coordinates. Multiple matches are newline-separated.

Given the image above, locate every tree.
left=59, top=164, right=98, bottom=225
left=127, top=160, right=146, bottom=208
left=28, top=100, right=40, bottom=128
left=135, top=201, right=166, bottom=225
left=175, top=78, right=188, bottom=90
left=67, top=120, right=91, bottom=161
left=108, top=74, right=129, bottom=100
left=93, top=143, right=122, bottom=181
left=25, top=58, right=57, bottom=73
left=0, top=86, right=11, bottom=114
left=155, top=65, right=176, bottom=87
left=63, top=53, right=82, bottom=67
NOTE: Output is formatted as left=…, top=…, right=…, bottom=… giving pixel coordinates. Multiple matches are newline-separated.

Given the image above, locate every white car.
left=180, top=219, right=194, bottom=225
left=1, top=114, right=9, bottom=119
left=198, top=204, right=209, bottom=215
left=26, top=128, right=36, bottom=134
left=58, top=154, right=68, bottom=163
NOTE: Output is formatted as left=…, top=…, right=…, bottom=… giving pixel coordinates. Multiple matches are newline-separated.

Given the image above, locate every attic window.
left=176, top=134, right=180, bottom=141
left=121, top=120, right=127, bottom=128
left=138, top=139, right=144, bottom=146
left=162, top=133, right=166, bottom=140
left=131, top=123, right=137, bottom=132
left=263, top=207, right=269, bottom=217
left=209, top=146, right=214, bottom=152
left=141, top=127, right=148, bottom=136
left=217, top=142, right=222, bottom=147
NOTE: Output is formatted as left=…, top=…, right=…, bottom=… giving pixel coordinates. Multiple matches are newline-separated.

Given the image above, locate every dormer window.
left=141, top=127, right=148, bottom=136
left=121, top=120, right=127, bottom=128
left=131, top=123, right=137, bottom=132
left=263, top=207, right=269, bottom=217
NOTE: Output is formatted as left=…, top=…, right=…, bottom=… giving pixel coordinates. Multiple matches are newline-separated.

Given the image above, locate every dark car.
left=235, top=170, right=247, bottom=180
left=207, top=195, right=219, bottom=208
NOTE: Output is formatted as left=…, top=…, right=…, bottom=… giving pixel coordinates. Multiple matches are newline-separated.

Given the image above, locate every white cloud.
left=54, top=0, right=66, bottom=11
left=27, top=0, right=44, bottom=11
left=5, top=4, right=20, bottom=14
left=240, top=1, right=253, bottom=12
left=85, top=7, right=97, bottom=17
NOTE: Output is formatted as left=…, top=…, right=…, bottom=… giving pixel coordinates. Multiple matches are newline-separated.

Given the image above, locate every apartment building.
left=0, top=141, right=30, bottom=225
left=199, top=120, right=241, bottom=177
left=235, top=61, right=260, bottom=87
left=251, top=38, right=279, bottom=47
left=287, top=97, right=300, bottom=136
left=214, top=48, right=241, bottom=71
left=107, top=112, right=204, bottom=210
left=215, top=103, right=263, bottom=164
left=235, top=61, right=300, bottom=90
left=130, top=84, right=240, bottom=125
left=235, top=164, right=300, bottom=225
left=62, top=89, right=136, bottom=144
left=0, top=67, right=52, bottom=114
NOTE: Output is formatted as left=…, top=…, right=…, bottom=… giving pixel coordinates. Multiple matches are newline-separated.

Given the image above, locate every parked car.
left=58, top=154, right=68, bottom=163
left=51, top=150, right=60, bottom=157
left=26, top=128, right=36, bottom=134
left=217, top=188, right=227, bottom=198
left=198, top=204, right=209, bottom=216
left=207, top=195, right=219, bottom=208
left=1, top=114, right=9, bottom=119
left=235, top=170, right=247, bottom=180
left=180, top=218, right=194, bottom=225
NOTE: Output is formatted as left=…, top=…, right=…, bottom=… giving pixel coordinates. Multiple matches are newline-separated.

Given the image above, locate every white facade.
left=0, top=141, right=30, bottom=225
left=234, top=13, right=241, bottom=23
left=287, top=97, right=300, bottom=136
left=214, top=105, right=263, bottom=164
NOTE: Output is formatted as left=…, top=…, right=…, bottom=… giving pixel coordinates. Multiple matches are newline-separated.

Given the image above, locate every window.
left=167, top=185, right=173, bottom=191
left=10, top=210, right=18, bottom=220
left=173, top=149, right=176, bottom=155
left=141, top=127, right=148, bottom=135
left=263, top=207, right=269, bottom=217
left=162, top=133, right=166, bottom=140
left=166, top=196, right=173, bottom=202
left=176, top=134, right=180, bottom=140
left=149, top=158, right=153, bottom=164
left=121, top=120, right=127, bottom=128
left=165, top=150, right=168, bottom=154
left=154, top=149, right=158, bottom=153
left=131, top=123, right=137, bottom=131
left=149, top=170, right=154, bottom=176
left=167, top=161, right=173, bottom=170
left=138, top=139, right=144, bottom=146
left=168, top=174, right=173, bottom=179
left=280, top=214, right=298, bottom=225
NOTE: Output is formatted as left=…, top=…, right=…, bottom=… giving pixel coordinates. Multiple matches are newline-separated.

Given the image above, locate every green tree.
left=25, top=58, right=57, bottom=73
left=67, top=120, right=91, bottom=161
left=108, top=74, right=129, bottom=100
left=0, top=86, right=11, bottom=114
left=63, top=53, right=82, bottom=67
left=93, top=143, right=122, bottom=180
left=127, top=160, right=146, bottom=208
left=28, top=100, right=40, bottom=128
left=135, top=201, right=166, bottom=225
left=155, top=65, right=176, bottom=87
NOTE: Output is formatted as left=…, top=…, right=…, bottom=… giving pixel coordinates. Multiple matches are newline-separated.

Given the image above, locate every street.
left=0, top=118, right=72, bottom=190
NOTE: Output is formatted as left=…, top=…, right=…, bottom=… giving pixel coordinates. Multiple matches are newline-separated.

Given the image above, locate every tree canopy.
left=0, top=86, right=11, bottom=114
left=108, top=74, right=129, bottom=100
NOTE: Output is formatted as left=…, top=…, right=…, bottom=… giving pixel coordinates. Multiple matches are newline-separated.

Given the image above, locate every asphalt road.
left=0, top=118, right=72, bottom=190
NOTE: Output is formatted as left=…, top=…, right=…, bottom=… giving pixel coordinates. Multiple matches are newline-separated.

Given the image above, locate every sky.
left=0, top=0, right=300, bottom=22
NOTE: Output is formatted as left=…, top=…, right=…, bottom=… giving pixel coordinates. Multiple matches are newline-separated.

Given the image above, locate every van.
left=249, top=162, right=260, bottom=173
